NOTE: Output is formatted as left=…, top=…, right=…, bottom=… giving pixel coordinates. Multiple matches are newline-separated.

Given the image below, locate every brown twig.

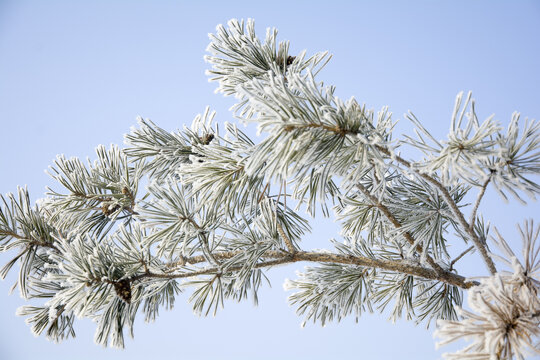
left=469, top=176, right=491, bottom=231
left=276, top=222, right=296, bottom=254
left=449, top=246, right=475, bottom=270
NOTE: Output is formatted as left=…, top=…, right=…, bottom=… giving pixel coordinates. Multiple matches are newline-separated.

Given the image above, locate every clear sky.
left=0, top=1, right=539, bottom=359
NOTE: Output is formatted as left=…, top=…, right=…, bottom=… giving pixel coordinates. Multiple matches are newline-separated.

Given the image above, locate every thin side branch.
left=0, top=230, right=60, bottom=253
left=449, top=245, right=474, bottom=270
left=376, top=146, right=497, bottom=275
left=469, top=175, right=491, bottom=231
left=276, top=222, right=297, bottom=253
left=355, top=183, right=447, bottom=276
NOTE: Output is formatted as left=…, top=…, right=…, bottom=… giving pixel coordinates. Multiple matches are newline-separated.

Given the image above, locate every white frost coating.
left=310, top=248, right=332, bottom=254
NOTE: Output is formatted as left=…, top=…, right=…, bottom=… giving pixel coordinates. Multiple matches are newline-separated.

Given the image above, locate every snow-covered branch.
left=0, top=18, right=538, bottom=358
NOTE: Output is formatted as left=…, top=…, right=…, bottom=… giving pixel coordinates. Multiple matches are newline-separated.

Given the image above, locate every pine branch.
left=4, top=19, right=538, bottom=353
left=133, top=249, right=477, bottom=289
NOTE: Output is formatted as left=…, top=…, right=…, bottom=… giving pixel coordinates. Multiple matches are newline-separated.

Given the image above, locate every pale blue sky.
left=0, top=1, right=539, bottom=359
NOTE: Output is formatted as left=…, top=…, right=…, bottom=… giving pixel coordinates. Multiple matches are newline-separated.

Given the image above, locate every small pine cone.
left=101, top=197, right=121, bottom=216
left=101, top=203, right=111, bottom=215
left=113, top=279, right=132, bottom=304
left=121, top=186, right=130, bottom=195
left=200, top=133, right=214, bottom=145
left=276, top=55, right=295, bottom=72
left=286, top=55, right=296, bottom=66
left=102, top=203, right=120, bottom=216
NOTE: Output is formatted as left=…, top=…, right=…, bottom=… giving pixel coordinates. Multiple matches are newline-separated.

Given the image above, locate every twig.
left=355, top=183, right=447, bottom=276
left=276, top=221, right=296, bottom=253
left=450, top=246, right=474, bottom=270
left=375, top=146, right=497, bottom=275
left=469, top=176, right=491, bottom=231
left=0, top=230, right=60, bottom=253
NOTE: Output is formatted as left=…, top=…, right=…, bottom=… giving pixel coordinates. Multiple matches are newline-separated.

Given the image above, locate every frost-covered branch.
left=130, top=249, right=476, bottom=289
left=1, top=18, right=538, bottom=357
